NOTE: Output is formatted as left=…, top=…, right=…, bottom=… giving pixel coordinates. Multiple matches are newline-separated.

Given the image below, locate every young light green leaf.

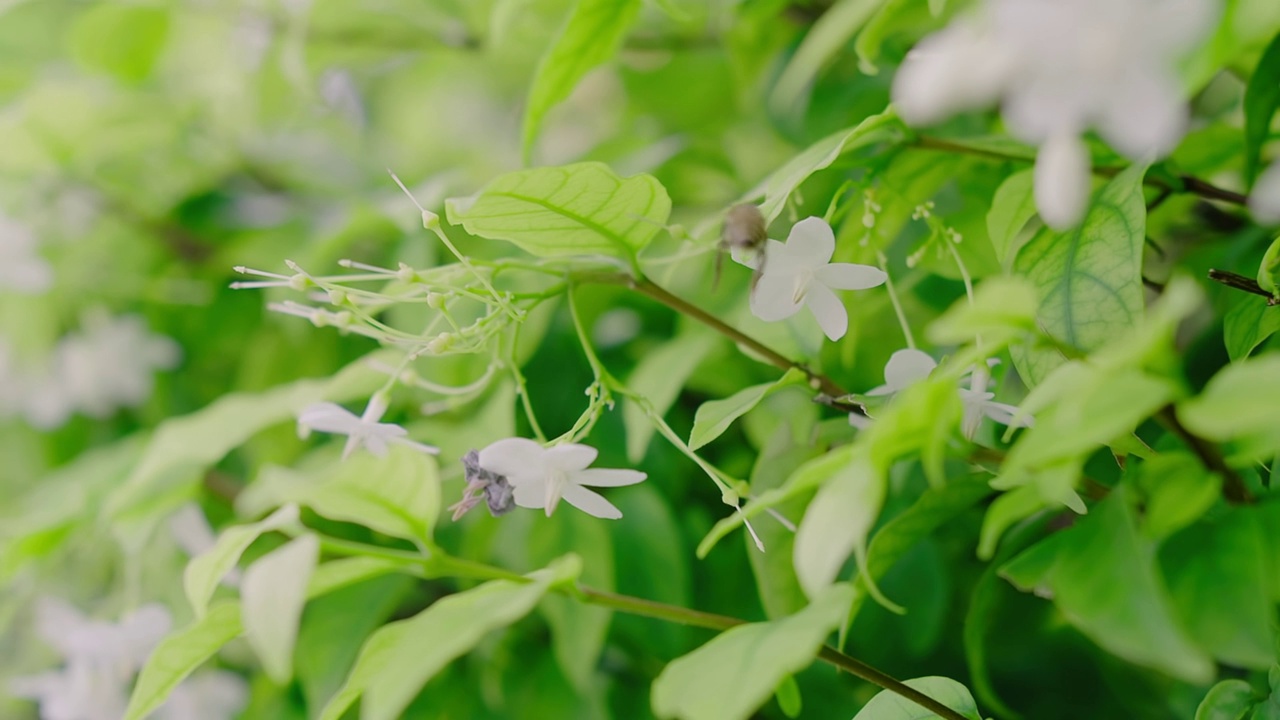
left=69, top=3, right=169, bottom=84
left=1179, top=354, right=1280, bottom=451
left=745, top=110, right=901, bottom=224
left=624, top=328, right=719, bottom=462
left=106, top=353, right=388, bottom=521
left=318, top=556, right=581, bottom=720
left=688, top=368, right=807, bottom=451
left=776, top=675, right=803, bottom=718
left=1000, top=486, right=1214, bottom=683
left=852, top=676, right=982, bottom=720
left=987, top=169, right=1037, bottom=270
left=520, top=0, right=642, bottom=161
left=651, top=584, right=853, bottom=720
left=1136, top=452, right=1219, bottom=541
left=1223, top=295, right=1280, bottom=361
left=770, top=0, right=887, bottom=114
left=926, top=274, right=1039, bottom=347
left=184, top=504, right=300, bottom=618
left=1244, top=32, right=1280, bottom=187
left=307, top=556, right=418, bottom=598
left=1259, top=233, right=1280, bottom=296
left=446, top=162, right=671, bottom=265
left=977, top=485, right=1046, bottom=560
left=1013, top=164, right=1147, bottom=385
left=242, top=533, right=320, bottom=684
left=1195, top=679, right=1260, bottom=720
left=124, top=602, right=244, bottom=720
left=793, top=448, right=893, bottom=608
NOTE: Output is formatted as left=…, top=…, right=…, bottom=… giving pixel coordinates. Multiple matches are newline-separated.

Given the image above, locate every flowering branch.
left=910, top=134, right=1249, bottom=206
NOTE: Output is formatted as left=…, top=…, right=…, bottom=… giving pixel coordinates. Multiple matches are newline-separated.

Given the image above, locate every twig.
left=1157, top=405, right=1253, bottom=503
left=1208, top=269, right=1279, bottom=305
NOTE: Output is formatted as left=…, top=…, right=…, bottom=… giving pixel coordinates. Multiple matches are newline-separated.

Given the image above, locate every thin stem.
left=877, top=252, right=916, bottom=350
left=507, top=323, right=548, bottom=442
left=911, top=135, right=1249, bottom=206
left=1208, top=269, right=1279, bottom=305
left=1158, top=405, right=1253, bottom=504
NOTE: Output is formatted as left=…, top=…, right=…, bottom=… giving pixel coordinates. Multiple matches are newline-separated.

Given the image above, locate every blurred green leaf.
left=1224, top=295, right=1280, bottom=361
left=124, top=602, right=244, bottom=720
left=624, top=327, right=718, bottom=462
left=185, top=504, right=300, bottom=618
left=1259, top=233, right=1280, bottom=296
left=447, top=162, right=670, bottom=266
left=1013, top=164, right=1147, bottom=385
left=688, top=368, right=806, bottom=451
left=1000, top=486, right=1214, bottom=684
left=1180, top=354, right=1280, bottom=453
left=776, top=675, right=803, bottom=718
left=651, top=584, right=853, bottom=720
left=68, top=4, right=169, bottom=84
left=851, top=676, right=981, bottom=720
left=1195, top=679, right=1258, bottom=720
left=1244, top=32, right=1280, bottom=187
left=521, top=0, right=642, bottom=161
left=242, top=533, right=319, bottom=683
left=318, top=556, right=581, bottom=720
left=986, top=169, right=1037, bottom=270
left=771, top=0, right=887, bottom=114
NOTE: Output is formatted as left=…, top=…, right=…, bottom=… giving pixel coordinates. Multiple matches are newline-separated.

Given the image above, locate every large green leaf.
left=242, top=533, right=320, bottom=684
left=1244, top=32, right=1280, bottom=186
left=1224, top=296, right=1280, bottom=361
left=318, top=556, right=581, bottom=720
left=851, top=676, right=982, bottom=720
left=124, top=602, right=244, bottom=720
left=624, top=327, right=719, bottom=462
left=1000, top=486, right=1214, bottom=683
left=184, top=504, right=300, bottom=618
left=446, top=162, right=671, bottom=265
left=688, top=368, right=806, bottom=451
left=520, top=0, right=642, bottom=160
left=1013, top=164, right=1147, bottom=384
left=651, top=584, right=853, bottom=720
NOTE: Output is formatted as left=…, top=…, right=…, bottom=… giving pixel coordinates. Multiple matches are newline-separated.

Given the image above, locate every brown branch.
left=1208, top=269, right=1279, bottom=305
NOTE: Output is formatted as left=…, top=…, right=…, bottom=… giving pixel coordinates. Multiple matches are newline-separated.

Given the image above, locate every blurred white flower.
left=297, top=393, right=440, bottom=459
left=169, top=504, right=241, bottom=586
left=0, top=213, right=53, bottom=294
left=476, top=438, right=646, bottom=519
left=1249, top=161, right=1280, bottom=224
left=865, top=348, right=940, bottom=396
left=893, top=0, right=1217, bottom=227
left=1034, top=134, right=1092, bottom=230
left=736, top=217, right=886, bottom=341
left=9, top=599, right=171, bottom=720
left=153, top=670, right=248, bottom=720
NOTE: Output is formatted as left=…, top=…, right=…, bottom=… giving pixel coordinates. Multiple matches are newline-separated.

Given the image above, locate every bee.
left=716, top=203, right=768, bottom=290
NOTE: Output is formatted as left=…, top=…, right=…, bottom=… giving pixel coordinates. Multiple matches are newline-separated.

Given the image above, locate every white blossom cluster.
left=0, top=213, right=53, bottom=294
left=892, top=0, right=1218, bottom=228
left=0, top=313, right=180, bottom=428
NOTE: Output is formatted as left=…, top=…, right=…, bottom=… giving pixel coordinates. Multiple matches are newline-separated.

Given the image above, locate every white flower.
left=153, top=671, right=248, bottom=720
left=1249, top=161, right=1280, bottom=225
left=893, top=0, right=1216, bottom=227
left=297, top=393, right=440, bottom=459
left=476, top=438, right=646, bottom=519
left=10, top=599, right=172, bottom=720
left=0, top=214, right=53, bottom=294
left=736, top=217, right=886, bottom=341
left=858, top=349, right=1031, bottom=439
left=1034, top=133, right=1092, bottom=230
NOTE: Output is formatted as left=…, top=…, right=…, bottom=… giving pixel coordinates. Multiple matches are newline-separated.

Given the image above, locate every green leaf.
left=1013, top=164, right=1147, bottom=385
left=318, top=556, right=581, bottom=720
left=793, top=448, right=893, bottom=607
left=852, top=676, right=982, bottom=720
left=744, top=110, right=902, bottom=224
left=651, top=584, right=853, bottom=720
left=1136, top=452, right=1220, bottom=541
left=853, top=0, right=916, bottom=75
left=242, top=533, right=320, bottom=684
left=1180, top=354, right=1280, bottom=451
left=624, top=327, right=719, bottom=462
left=124, top=602, right=244, bottom=720
left=927, top=274, right=1039, bottom=347
left=1244, top=32, right=1280, bottom=187
left=999, top=486, right=1214, bottom=683
left=1196, top=679, right=1259, bottom=720
left=770, top=0, right=888, bottom=114
left=1161, top=512, right=1275, bottom=669
left=520, top=0, right=642, bottom=160
left=688, top=368, right=807, bottom=451
left=776, top=675, right=803, bottom=718
left=977, top=485, right=1047, bottom=561
left=987, top=169, right=1037, bottom=270
left=106, top=354, right=387, bottom=521
left=1259, top=234, right=1280, bottom=297
left=68, top=4, right=169, bottom=84
left=1224, top=295, right=1280, bottom=361
left=243, top=447, right=441, bottom=546
left=612, top=483, right=692, bottom=652
left=184, top=504, right=300, bottom=618
left=445, top=162, right=671, bottom=265
left=306, top=557, right=416, bottom=598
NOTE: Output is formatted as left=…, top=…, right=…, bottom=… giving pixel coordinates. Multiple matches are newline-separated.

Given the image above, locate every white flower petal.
left=814, top=263, right=887, bottom=290
left=118, top=604, right=172, bottom=669
left=478, top=437, right=546, bottom=483
left=389, top=437, right=442, bottom=455
left=983, top=400, right=1032, bottom=427
left=750, top=266, right=805, bottom=322
left=1034, top=133, right=1091, bottom=230
left=296, top=403, right=360, bottom=433
left=573, top=468, right=647, bottom=487
left=783, top=217, right=836, bottom=266
left=544, top=443, right=598, bottom=472
left=1250, top=161, right=1280, bottom=225
left=560, top=484, right=623, bottom=519
left=1098, top=69, right=1185, bottom=158
left=803, top=282, right=849, bottom=341
left=168, top=504, right=218, bottom=558
left=34, top=597, right=90, bottom=657
left=883, top=349, right=938, bottom=390
left=512, top=477, right=548, bottom=509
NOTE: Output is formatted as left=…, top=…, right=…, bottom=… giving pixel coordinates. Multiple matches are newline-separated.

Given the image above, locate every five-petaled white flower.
left=736, top=217, right=886, bottom=341
left=297, top=392, right=440, bottom=460
left=476, top=438, right=646, bottom=519
left=859, top=348, right=1031, bottom=439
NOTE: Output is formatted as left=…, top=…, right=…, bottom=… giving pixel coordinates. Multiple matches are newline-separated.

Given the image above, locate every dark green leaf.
left=1244, top=32, right=1280, bottom=186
